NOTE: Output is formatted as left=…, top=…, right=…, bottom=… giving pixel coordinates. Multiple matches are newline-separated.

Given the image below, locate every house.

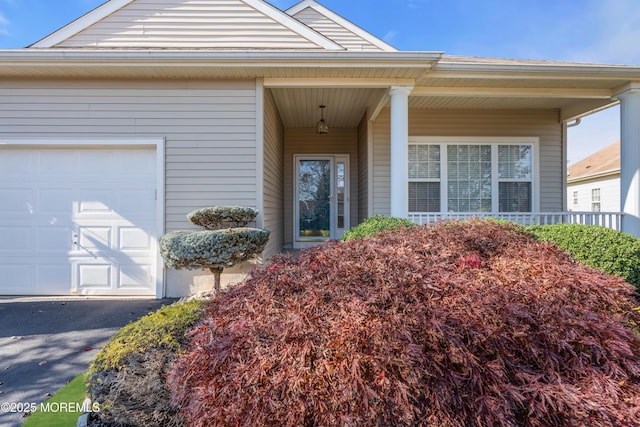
left=1, top=0, right=639, bottom=298
left=567, top=142, right=620, bottom=213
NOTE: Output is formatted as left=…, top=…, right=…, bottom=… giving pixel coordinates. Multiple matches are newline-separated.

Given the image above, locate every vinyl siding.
left=0, top=79, right=257, bottom=229
left=283, top=128, right=358, bottom=245
left=371, top=108, right=563, bottom=215
left=56, top=0, right=324, bottom=49
left=263, top=89, right=284, bottom=259
left=357, top=114, right=369, bottom=223
left=291, top=7, right=382, bottom=51
left=568, top=176, right=620, bottom=212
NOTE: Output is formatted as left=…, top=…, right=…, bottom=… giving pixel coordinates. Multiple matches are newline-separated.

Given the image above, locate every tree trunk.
left=209, top=268, right=223, bottom=293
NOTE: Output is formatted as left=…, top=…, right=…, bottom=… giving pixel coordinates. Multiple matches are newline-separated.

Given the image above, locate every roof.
left=0, top=0, right=638, bottom=127
left=567, top=141, right=620, bottom=183
left=29, top=0, right=395, bottom=51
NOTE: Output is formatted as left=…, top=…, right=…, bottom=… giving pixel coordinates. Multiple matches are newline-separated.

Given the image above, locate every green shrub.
left=341, top=215, right=415, bottom=241
left=87, top=300, right=205, bottom=427
left=89, top=299, right=205, bottom=373
left=527, top=223, right=640, bottom=290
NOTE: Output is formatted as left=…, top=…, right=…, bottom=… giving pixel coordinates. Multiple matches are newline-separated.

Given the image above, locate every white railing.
left=407, top=212, right=623, bottom=231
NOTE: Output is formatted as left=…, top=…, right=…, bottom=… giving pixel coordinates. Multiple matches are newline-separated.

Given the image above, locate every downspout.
left=562, top=118, right=582, bottom=212
left=566, top=118, right=581, bottom=128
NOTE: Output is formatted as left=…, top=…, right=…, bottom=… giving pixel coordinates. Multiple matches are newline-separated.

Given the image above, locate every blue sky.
left=1, top=0, right=639, bottom=163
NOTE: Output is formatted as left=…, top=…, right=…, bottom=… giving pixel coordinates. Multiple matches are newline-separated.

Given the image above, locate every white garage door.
left=0, top=147, right=158, bottom=296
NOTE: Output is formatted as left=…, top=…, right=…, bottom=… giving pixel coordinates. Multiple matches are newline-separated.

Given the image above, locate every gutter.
left=433, top=57, right=640, bottom=78
left=0, top=49, right=444, bottom=67
left=567, top=169, right=620, bottom=185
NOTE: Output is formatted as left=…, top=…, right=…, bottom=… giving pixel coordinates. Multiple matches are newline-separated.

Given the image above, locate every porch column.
left=617, top=85, right=640, bottom=237
left=389, top=85, right=413, bottom=218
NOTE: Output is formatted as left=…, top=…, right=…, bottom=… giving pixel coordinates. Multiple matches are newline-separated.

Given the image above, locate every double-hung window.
left=591, top=188, right=601, bottom=212
left=408, top=137, right=537, bottom=213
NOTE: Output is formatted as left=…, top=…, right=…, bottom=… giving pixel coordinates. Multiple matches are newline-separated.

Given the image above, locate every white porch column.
left=617, top=85, right=640, bottom=237
left=389, top=85, right=413, bottom=218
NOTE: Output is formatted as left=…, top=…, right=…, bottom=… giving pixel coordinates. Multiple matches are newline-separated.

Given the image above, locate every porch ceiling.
left=269, top=85, right=619, bottom=128
left=269, top=87, right=386, bottom=128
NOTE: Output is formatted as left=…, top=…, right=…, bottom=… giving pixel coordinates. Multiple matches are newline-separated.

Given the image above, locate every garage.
left=0, top=143, right=162, bottom=296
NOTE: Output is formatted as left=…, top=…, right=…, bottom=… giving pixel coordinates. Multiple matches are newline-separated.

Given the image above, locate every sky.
left=1, top=0, right=639, bottom=164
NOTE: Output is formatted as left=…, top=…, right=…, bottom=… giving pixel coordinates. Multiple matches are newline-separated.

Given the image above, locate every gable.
left=287, top=0, right=397, bottom=52
left=33, top=0, right=343, bottom=50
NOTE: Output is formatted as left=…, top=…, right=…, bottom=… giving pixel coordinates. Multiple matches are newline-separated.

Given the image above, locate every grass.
left=22, top=373, right=88, bottom=427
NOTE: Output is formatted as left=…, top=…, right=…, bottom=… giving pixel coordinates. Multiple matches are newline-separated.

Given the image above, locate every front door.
left=294, top=155, right=349, bottom=247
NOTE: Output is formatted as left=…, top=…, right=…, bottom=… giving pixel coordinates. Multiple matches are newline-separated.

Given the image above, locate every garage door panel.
left=38, top=264, right=72, bottom=293
left=0, top=264, right=32, bottom=289
left=78, top=189, right=115, bottom=214
left=0, top=151, right=34, bottom=175
left=38, top=226, right=74, bottom=251
left=119, top=263, right=153, bottom=289
left=0, top=146, right=158, bottom=296
left=78, top=226, right=112, bottom=250
left=119, top=189, right=156, bottom=214
left=39, top=189, right=74, bottom=214
left=0, top=188, right=34, bottom=215
left=77, top=264, right=112, bottom=290
left=119, top=227, right=152, bottom=251
left=118, top=151, right=156, bottom=176
left=38, top=151, right=74, bottom=176
left=77, top=151, right=114, bottom=176
left=0, top=227, right=32, bottom=251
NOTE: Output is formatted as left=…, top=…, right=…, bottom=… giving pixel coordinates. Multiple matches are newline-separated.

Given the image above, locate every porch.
left=408, top=211, right=624, bottom=231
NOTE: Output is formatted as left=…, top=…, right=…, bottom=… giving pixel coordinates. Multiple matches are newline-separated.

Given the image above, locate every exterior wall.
left=371, top=108, right=563, bottom=215
left=291, top=7, right=383, bottom=51
left=0, top=79, right=258, bottom=297
left=56, top=0, right=324, bottom=49
left=283, top=128, right=358, bottom=246
left=357, top=114, right=369, bottom=223
left=263, top=89, right=285, bottom=259
left=568, top=175, right=620, bottom=212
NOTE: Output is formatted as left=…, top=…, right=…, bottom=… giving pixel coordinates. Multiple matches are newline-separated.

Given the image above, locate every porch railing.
left=407, top=211, right=623, bottom=231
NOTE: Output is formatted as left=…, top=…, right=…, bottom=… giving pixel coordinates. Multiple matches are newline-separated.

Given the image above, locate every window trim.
left=591, top=187, right=601, bottom=212
left=408, top=136, right=540, bottom=213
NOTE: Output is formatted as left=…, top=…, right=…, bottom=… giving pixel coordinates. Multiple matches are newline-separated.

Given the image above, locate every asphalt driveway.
left=0, top=297, right=176, bottom=427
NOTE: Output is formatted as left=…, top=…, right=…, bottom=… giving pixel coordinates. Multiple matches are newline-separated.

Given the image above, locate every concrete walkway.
left=0, top=297, right=175, bottom=427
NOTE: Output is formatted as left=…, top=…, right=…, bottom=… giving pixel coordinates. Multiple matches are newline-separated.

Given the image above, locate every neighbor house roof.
left=567, top=141, right=620, bottom=184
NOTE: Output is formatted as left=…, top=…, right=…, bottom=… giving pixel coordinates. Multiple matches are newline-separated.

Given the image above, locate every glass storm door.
left=294, top=155, right=349, bottom=247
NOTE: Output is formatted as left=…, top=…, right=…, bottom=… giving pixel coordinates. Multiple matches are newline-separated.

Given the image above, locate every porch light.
left=316, top=105, right=329, bottom=134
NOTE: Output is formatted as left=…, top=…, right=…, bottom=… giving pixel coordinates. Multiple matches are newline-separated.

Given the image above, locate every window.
left=408, top=139, right=536, bottom=213
left=573, top=191, right=578, bottom=206
left=408, top=144, right=441, bottom=212
left=591, top=188, right=601, bottom=212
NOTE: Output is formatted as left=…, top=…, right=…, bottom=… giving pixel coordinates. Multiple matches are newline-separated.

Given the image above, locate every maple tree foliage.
left=168, top=219, right=640, bottom=427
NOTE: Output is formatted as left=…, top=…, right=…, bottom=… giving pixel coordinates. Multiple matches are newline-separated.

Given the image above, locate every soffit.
left=269, top=87, right=385, bottom=128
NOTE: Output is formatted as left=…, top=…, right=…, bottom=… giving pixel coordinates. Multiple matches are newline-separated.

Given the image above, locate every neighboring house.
left=567, top=142, right=620, bottom=213
left=1, top=0, right=640, bottom=298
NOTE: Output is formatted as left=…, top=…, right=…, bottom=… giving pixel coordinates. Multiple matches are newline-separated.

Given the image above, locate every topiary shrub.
left=159, top=206, right=270, bottom=292
left=87, top=300, right=204, bottom=427
left=160, top=229, right=271, bottom=271
left=527, top=223, right=640, bottom=291
left=167, top=219, right=640, bottom=427
left=340, top=215, right=415, bottom=241
left=187, top=206, right=258, bottom=230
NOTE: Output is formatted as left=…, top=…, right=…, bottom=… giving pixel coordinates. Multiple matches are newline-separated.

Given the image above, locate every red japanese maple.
left=168, top=219, right=640, bottom=427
